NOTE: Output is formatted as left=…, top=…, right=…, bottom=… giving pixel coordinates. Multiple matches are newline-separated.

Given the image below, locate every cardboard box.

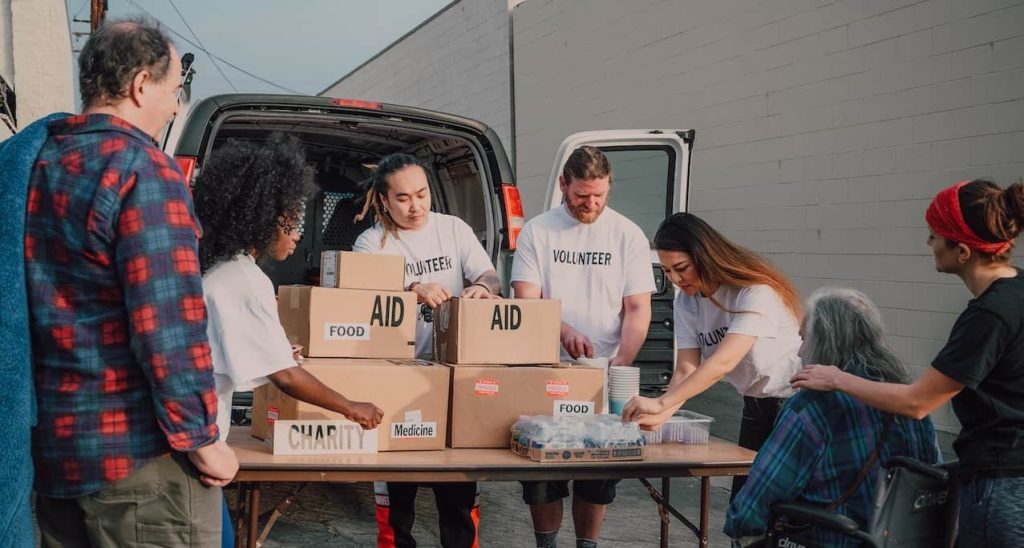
left=511, top=439, right=645, bottom=462
left=278, top=285, right=416, bottom=359
left=320, top=251, right=405, bottom=291
left=252, top=358, right=450, bottom=451
left=447, top=364, right=605, bottom=448
left=434, top=298, right=561, bottom=365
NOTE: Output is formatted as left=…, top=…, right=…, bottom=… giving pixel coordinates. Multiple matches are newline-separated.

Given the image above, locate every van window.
left=600, top=146, right=675, bottom=241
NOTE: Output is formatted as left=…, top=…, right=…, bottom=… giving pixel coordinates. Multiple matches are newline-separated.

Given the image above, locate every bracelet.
left=472, top=282, right=492, bottom=293
left=407, top=281, right=420, bottom=292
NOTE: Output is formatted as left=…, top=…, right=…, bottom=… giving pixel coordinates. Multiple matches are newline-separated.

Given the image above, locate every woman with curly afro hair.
left=193, top=133, right=383, bottom=547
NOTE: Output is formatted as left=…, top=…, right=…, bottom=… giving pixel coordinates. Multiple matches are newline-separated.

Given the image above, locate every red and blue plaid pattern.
left=724, top=384, right=940, bottom=546
left=26, top=114, right=219, bottom=498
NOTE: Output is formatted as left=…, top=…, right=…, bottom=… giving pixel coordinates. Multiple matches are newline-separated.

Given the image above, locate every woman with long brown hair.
left=793, top=179, right=1024, bottom=546
left=622, top=212, right=803, bottom=497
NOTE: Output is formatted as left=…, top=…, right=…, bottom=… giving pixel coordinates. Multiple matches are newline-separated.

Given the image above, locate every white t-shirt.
left=511, top=204, right=656, bottom=360
left=353, top=212, right=494, bottom=359
left=203, top=253, right=297, bottom=440
left=674, top=284, right=801, bottom=398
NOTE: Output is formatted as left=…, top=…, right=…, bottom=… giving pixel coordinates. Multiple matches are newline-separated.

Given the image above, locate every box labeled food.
left=434, top=298, right=561, bottom=365
left=447, top=363, right=605, bottom=448
left=320, top=251, right=405, bottom=291
left=252, top=358, right=450, bottom=451
left=278, top=285, right=416, bottom=359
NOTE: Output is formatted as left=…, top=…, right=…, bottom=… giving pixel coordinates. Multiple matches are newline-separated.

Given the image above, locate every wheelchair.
left=765, top=457, right=958, bottom=548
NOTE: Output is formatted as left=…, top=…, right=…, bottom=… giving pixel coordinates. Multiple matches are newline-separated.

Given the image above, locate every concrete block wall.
left=320, top=0, right=513, bottom=158
left=0, top=0, right=74, bottom=139
left=513, top=0, right=1024, bottom=430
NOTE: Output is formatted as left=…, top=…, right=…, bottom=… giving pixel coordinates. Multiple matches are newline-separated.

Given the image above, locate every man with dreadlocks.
left=353, top=152, right=500, bottom=548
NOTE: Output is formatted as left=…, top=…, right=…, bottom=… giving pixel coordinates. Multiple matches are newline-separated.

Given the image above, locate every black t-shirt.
left=932, top=269, right=1024, bottom=474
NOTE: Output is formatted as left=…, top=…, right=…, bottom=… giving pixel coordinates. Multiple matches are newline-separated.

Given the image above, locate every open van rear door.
left=544, top=129, right=695, bottom=388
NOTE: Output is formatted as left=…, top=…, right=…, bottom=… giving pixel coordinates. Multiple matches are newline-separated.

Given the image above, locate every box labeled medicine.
left=252, top=358, right=450, bottom=451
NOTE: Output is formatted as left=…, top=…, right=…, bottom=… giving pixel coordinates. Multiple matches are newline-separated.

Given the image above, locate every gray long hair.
left=803, top=287, right=910, bottom=384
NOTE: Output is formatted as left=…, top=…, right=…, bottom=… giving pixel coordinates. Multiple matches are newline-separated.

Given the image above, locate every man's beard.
left=569, top=202, right=604, bottom=224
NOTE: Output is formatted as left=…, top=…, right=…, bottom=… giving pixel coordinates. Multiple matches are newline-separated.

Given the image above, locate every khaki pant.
left=36, top=452, right=222, bottom=547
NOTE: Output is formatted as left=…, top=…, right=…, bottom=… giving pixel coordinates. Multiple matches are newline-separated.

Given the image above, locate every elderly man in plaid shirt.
left=25, top=19, right=237, bottom=546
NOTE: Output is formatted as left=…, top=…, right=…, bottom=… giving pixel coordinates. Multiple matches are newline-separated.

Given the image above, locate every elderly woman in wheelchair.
left=724, top=288, right=943, bottom=548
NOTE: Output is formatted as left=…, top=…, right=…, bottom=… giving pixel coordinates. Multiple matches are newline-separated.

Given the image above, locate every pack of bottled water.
left=511, top=415, right=645, bottom=449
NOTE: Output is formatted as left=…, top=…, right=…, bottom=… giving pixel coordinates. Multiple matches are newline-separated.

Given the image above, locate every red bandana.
left=925, top=181, right=1013, bottom=255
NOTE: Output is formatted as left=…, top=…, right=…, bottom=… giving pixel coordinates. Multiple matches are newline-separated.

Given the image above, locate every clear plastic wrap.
left=511, top=414, right=645, bottom=449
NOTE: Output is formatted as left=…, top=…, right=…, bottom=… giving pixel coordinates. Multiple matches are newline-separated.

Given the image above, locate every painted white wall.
left=310, top=0, right=1024, bottom=432
left=0, top=0, right=74, bottom=139
left=320, top=0, right=513, bottom=157
left=513, top=0, right=1024, bottom=431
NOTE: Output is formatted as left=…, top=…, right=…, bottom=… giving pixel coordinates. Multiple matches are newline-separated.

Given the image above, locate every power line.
left=166, top=0, right=237, bottom=92
left=121, top=0, right=303, bottom=94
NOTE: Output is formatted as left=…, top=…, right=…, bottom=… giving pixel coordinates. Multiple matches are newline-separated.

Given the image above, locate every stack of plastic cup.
left=608, top=365, right=640, bottom=415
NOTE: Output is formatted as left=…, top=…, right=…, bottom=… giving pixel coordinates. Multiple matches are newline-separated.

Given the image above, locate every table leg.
left=660, top=477, right=671, bottom=548
left=234, top=483, right=248, bottom=546
left=699, top=477, right=710, bottom=548
left=248, top=482, right=261, bottom=548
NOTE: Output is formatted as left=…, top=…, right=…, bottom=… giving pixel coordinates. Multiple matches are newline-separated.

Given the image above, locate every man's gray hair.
left=803, top=287, right=910, bottom=384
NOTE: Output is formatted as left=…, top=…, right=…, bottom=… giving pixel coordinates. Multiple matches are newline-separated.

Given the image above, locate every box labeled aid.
left=434, top=298, right=561, bottom=365
left=278, top=285, right=416, bottom=359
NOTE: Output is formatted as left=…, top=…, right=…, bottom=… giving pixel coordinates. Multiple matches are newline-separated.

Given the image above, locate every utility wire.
left=122, top=0, right=303, bottom=94
left=166, top=0, right=237, bottom=91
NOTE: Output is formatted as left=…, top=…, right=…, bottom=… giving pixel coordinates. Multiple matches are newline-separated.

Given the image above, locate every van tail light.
left=331, top=98, right=383, bottom=110
left=501, top=183, right=525, bottom=250
left=175, top=155, right=197, bottom=186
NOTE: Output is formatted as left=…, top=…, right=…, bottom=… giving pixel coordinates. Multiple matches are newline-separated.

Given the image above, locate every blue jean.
left=222, top=495, right=235, bottom=548
left=957, top=475, right=1024, bottom=547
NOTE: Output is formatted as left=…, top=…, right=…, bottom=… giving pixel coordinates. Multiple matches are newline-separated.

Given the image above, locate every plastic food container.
left=640, top=428, right=662, bottom=445
left=661, top=410, right=714, bottom=444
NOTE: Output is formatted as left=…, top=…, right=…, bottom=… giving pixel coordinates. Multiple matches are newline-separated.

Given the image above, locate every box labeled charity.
left=252, top=358, right=449, bottom=451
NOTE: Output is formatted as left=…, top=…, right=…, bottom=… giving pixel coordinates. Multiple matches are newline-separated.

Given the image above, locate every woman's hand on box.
left=414, top=282, right=452, bottom=308
left=345, top=401, right=385, bottom=429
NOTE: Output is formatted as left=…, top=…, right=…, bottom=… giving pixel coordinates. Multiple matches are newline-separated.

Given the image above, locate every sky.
left=64, top=0, right=452, bottom=102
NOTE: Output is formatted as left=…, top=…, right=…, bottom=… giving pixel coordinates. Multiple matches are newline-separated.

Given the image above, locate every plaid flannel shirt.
left=724, top=381, right=940, bottom=547
left=27, top=114, right=218, bottom=498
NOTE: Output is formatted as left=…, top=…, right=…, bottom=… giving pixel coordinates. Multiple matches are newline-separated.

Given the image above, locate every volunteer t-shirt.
left=931, top=269, right=1024, bottom=474
left=353, top=212, right=493, bottom=359
left=511, top=204, right=655, bottom=360
left=674, top=284, right=801, bottom=398
left=203, top=253, right=297, bottom=440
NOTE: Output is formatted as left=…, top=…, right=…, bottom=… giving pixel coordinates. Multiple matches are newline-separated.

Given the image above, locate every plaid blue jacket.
left=724, top=378, right=940, bottom=547
left=27, top=114, right=218, bottom=498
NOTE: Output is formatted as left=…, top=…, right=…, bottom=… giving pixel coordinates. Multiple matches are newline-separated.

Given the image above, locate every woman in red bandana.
left=792, top=179, right=1024, bottom=547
